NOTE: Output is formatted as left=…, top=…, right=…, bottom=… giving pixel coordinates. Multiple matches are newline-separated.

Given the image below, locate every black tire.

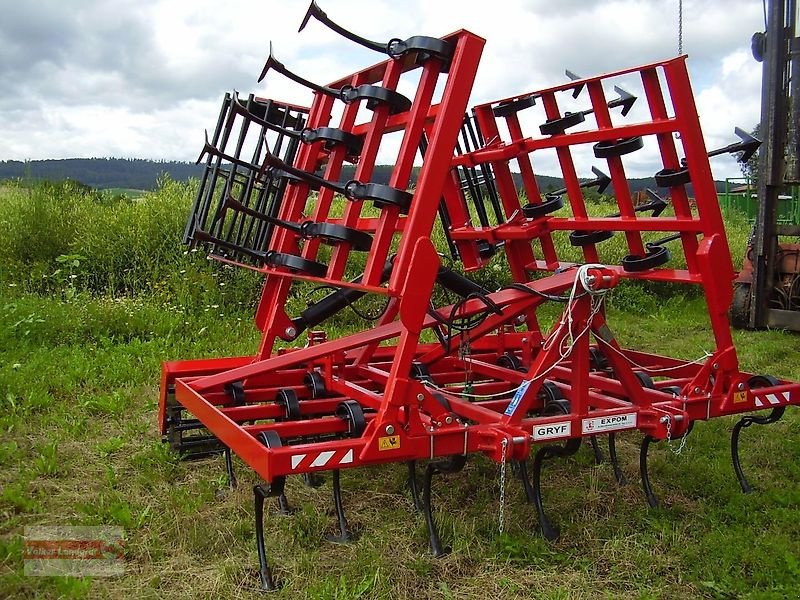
left=634, top=372, right=655, bottom=389
left=275, top=389, right=301, bottom=420
left=730, top=283, right=752, bottom=329
left=303, top=371, right=327, bottom=399
left=335, top=400, right=366, bottom=437
left=497, top=353, right=523, bottom=371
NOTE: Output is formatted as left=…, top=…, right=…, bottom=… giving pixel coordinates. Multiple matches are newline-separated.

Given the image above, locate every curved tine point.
left=196, top=130, right=212, bottom=164
left=258, top=42, right=277, bottom=83
left=298, top=0, right=322, bottom=32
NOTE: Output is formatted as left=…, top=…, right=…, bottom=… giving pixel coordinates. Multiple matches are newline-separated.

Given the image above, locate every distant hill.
left=0, top=158, right=726, bottom=195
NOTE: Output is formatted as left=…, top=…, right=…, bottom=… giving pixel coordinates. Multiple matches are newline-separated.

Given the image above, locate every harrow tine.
left=731, top=406, right=786, bottom=493
left=608, top=433, right=627, bottom=485
left=298, top=0, right=385, bottom=52
left=275, top=492, right=294, bottom=516
left=325, top=470, right=355, bottom=543
left=531, top=439, right=582, bottom=541
left=258, top=42, right=338, bottom=96
left=407, top=461, right=424, bottom=512
left=254, top=483, right=283, bottom=591
left=707, top=126, right=762, bottom=163
left=422, top=455, right=467, bottom=557
left=639, top=435, right=660, bottom=508
left=298, top=1, right=453, bottom=66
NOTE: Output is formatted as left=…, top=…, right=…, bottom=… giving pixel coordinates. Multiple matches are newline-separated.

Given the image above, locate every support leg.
left=224, top=446, right=237, bottom=488
left=731, top=407, right=785, bottom=493
left=407, top=461, right=424, bottom=512
left=639, top=435, right=659, bottom=508
left=531, top=439, right=582, bottom=541
left=608, top=433, right=627, bottom=485
left=254, top=485, right=279, bottom=591
left=325, top=470, right=354, bottom=543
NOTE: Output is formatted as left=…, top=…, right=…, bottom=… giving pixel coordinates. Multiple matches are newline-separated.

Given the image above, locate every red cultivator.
left=159, top=3, right=800, bottom=590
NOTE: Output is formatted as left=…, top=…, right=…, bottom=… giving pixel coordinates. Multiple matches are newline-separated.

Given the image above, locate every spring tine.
left=639, top=435, right=659, bottom=508
left=298, top=0, right=386, bottom=52
left=324, top=470, right=355, bottom=543
left=731, top=406, right=786, bottom=493
left=258, top=42, right=340, bottom=98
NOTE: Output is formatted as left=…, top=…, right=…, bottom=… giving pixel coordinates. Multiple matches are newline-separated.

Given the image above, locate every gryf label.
left=581, top=413, right=637, bottom=434
left=532, top=421, right=571, bottom=441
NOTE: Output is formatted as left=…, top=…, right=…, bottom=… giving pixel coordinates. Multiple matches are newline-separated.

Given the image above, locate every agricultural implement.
left=159, top=3, right=800, bottom=590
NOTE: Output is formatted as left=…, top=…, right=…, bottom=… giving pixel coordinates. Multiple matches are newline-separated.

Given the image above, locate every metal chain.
left=665, top=415, right=690, bottom=456
left=678, top=0, right=683, bottom=55
left=498, top=438, right=508, bottom=534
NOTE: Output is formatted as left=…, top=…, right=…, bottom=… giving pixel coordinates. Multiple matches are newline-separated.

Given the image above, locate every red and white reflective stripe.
left=289, top=448, right=355, bottom=471
left=753, top=391, right=790, bottom=407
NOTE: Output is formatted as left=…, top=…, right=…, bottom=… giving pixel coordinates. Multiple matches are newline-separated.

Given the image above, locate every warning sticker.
left=378, top=435, right=401, bottom=451
left=733, top=390, right=747, bottom=404
left=581, top=412, right=637, bottom=434
left=532, top=421, right=571, bottom=441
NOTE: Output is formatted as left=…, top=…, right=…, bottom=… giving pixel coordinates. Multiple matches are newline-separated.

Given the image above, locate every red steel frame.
left=160, top=52, right=799, bottom=486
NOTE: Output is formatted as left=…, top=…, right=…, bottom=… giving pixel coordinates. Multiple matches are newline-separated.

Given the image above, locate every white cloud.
left=0, top=0, right=769, bottom=180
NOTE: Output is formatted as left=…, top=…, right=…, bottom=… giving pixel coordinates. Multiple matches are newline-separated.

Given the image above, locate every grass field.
left=0, top=179, right=798, bottom=599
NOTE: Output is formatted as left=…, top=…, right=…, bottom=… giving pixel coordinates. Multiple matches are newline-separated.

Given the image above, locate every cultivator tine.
left=639, top=436, right=660, bottom=508
left=224, top=447, right=237, bottom=488
left=731, top=406, right=786, bottom=493
left=422, top=456, right=467, bottom=557
left=608, top=433, right=627, bottom=485
left=325, top=470, right=355, bottom=543
left=407, top=461, right=424, bottom=512
left=303, top=472, right=325, bottom=488
left=513, top=459, right=536, bottom=504
left=707, top=127, right=762, bottom=162
left=254, top=485, right=280, bottom=591
left=531, top=439, right=582, bottom=541
left=589, top=436, right=605, bottom=465
left=298, top=1, right=454, bottom=66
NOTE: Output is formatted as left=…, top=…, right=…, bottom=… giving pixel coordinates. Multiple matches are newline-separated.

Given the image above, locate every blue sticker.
left=504, top=379, right=531, bottom=416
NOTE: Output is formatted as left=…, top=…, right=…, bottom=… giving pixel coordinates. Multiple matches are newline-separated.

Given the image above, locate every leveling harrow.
left=160, top=3, right=800, bottom=590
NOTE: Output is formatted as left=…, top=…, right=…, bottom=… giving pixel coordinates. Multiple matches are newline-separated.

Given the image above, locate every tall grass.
left=0, top=177, right=753, bottom=317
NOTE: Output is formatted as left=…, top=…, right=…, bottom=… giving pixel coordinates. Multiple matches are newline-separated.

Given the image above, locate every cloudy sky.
left=0, top=0, right=767, bottom=180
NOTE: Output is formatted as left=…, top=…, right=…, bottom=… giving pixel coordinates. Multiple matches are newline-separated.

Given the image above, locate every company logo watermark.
left=24, top=526, right=125, bottom=577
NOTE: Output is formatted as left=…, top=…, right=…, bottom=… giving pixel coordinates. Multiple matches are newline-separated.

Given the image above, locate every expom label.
left=581, top=413, right=637, bottom=434
left=532, top=421, right=571, bottom=441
